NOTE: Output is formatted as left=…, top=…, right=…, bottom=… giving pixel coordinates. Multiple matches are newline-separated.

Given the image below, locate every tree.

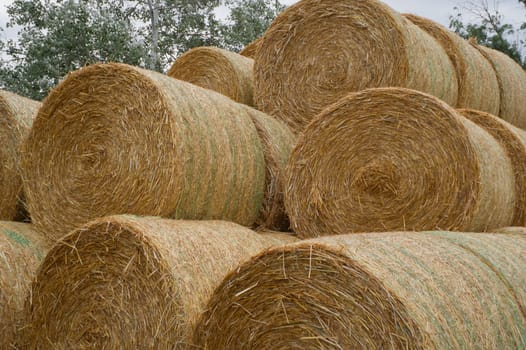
left=449, top=0, right=525, bottom=67
left=220, top=0, right=286, bottom=52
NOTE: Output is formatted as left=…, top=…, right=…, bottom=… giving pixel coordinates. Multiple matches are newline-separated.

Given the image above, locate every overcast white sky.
left=0, top=0, right=525, bottom=42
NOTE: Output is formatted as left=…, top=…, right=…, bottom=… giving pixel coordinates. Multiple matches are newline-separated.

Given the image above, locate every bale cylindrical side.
left=21, top=63, right=266, bottom=240
left=20, top=215, right=294, bottom=349
left=458, top=108, right=526, bottom=226
left=404, top=14, right=500, bottom=114
left=254, top=0, right=458, bottom=133
left=240, top=37, right=263, bottom=59
left=493, top=226, right=526, bottom=235
left=244, top=107, right=296, bottom=231
left=474, top=44, right=526, bottom=129
left=285, top=87, right=515, bottom=238
left=167, top=46, right=255, bottom=106
left=0, top=221, right=50, bottom=349
left=0, top=91, right=40, bottom=221
left=193, top=232, right=526, bottom=349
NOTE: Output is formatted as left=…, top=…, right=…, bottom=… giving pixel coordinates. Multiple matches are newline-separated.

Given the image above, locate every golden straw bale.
left=285, top=88, right=515, bottom=238
left=167, top=46, right=254, bottom=106
left=0, top=91, right=40, bottom=221
left=474, top=43, right=526, bottom=129
left=254, top=0, right=458, bottom=133
left=244, top=106, right=296, bottom=231
left=21, top=63, right=266, bottom=240
left=458, top=108, right=526, bottom=226
left=240, top=37, right=263, bottom=58
left=20, top=215, right=293, bottom=349
left=493, top=226, right=526, bottom=235
left=404, top=14, right=500, bottom=114
left=193, top=231, right=526, bottom=349
left=0, top=221, right=50, bottom=349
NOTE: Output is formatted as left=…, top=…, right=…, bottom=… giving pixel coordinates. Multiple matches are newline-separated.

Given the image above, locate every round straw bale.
left=0, top=221, right=50, bottom=348
left=458, top=108, right=526, bottom=226
left=167, top=46, right=254, bottom=106
left=240, top=37, right=263, bottom=58
left=0, top=91, right=40, bottom=221
left=404, top=14, right=500, bottom=114
left=244, top=106, right=296, bottom=231
left=21, top=63, right=266, bottom=240
left=493, top=226, right=526, bottom=235
left=254, top=0, right=458, bottom=133
left=21, top=215, right=293, bottom=348
left=193, top=232, right=526, bottom=349
left=256, top=228, right=298, bottom=243
left=474, top=43, right=526, bottom=129
left=285, top=87, right=515, bottom=238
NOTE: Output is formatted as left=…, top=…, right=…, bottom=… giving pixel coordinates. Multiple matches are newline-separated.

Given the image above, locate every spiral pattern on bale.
left=21, top=215, right=297, bottom=349
left=21, top=63, right=266, bottom=240
left=0, top=91, right=40, bottom=221
left=458, top=108, right=526, bottom=226
left=167, top=46, right=255, bottom=106
left=193, top=231, right=526, bottom=349
left=254, top=0, right=458, bottom=133
left=285, top=88, right=515, bottom=237
left=0, top=221, right=50, bottom=348
left=404, top=14, right=500, bottom=114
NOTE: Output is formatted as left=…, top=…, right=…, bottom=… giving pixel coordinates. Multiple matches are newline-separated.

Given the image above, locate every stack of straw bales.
left=21, top=63, right=294, bottom=240
left=167, top=46, right=255, bottom=106
left=0, top=91, right=40, bottom=221
left=193, top=231, right=526, bottom=349
left=0, top=221, right=50, bottom=348
left=20, top=215, right=296, bottom=348
left=254, top=0, right=458, bottom=133
left=285, top=87, right=517, bottom=237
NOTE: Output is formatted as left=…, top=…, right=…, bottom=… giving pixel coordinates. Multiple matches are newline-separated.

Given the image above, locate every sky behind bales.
left=0, top=0, right=525, bottom=44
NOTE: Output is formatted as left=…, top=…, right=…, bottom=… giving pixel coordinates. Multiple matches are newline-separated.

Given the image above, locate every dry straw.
left=244, top=106, right=296, bottom=231
left=473, top=43, right=526, bottom=129
left=239, top=37, right=263, bottom=58
left=0, top=221, right=50, bottom=349
left=193, top=231, right=526, bottom=349
left=493, top=226, right=526, bottom=234
left=404, top=14, right=500, bottom=114
left=458, top=108, right=526, bottom=226
left=20, top=215, right=297, bottom=349
left=285, top=87, right=515, bottom=238
left=254, top=0, right=458, bottom=133
left=21, top=63, right=266, bottom=240
left=0, top=91, right=40, bottom=221
left=167, top=46, right=255, bottom=106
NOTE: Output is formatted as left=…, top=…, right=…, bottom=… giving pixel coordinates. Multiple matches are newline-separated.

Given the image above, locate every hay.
left=240, top=37, right=263, bottom=59
left=254, top=0, right=458, bottom=133
left=167, top=46, right=255, bottom=106
left=21, top=63, right=267, bottom=240
left=0, top=91, right=40, bottom=221
left=244, top=106, right=296, bottom=231
left=474, top=43, right=526, bottom=129
left=458, top=108, right=526, bottom=226
left=404, top=14, right=500, bottom=114
left=0, top=221, right=50, bottom=348
left=20, top=215, right=294, bottom=348
left=193, top=231, right=526, bottom=349
left=493, top=226, right=526, bottom=234
left=285, top=87, right=516, bottom=238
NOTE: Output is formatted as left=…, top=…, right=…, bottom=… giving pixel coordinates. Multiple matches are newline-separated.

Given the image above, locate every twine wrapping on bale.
left=240, top=37, right=263, bottom=59
left=0, top=221, right=50, bottom=349
left=20, top=215, right=297, bottom=349
left=0, top=91, right=40, bottom=221
left=473, top=43, right=526, bottom=129
left=193, top=231, right=526, bottom=349
left=244, top=106, right=296, bottom=231
left=167, top=46, right=255, bottom=106
left=458, top=108, right=526, bottom=226
left=254, top=0, right=458, bottom=133
left=21, top=63, right=266, bottom=240
left=285, top=87, right=515, bottom=238
left=404, top=14, right=500, bottom=114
